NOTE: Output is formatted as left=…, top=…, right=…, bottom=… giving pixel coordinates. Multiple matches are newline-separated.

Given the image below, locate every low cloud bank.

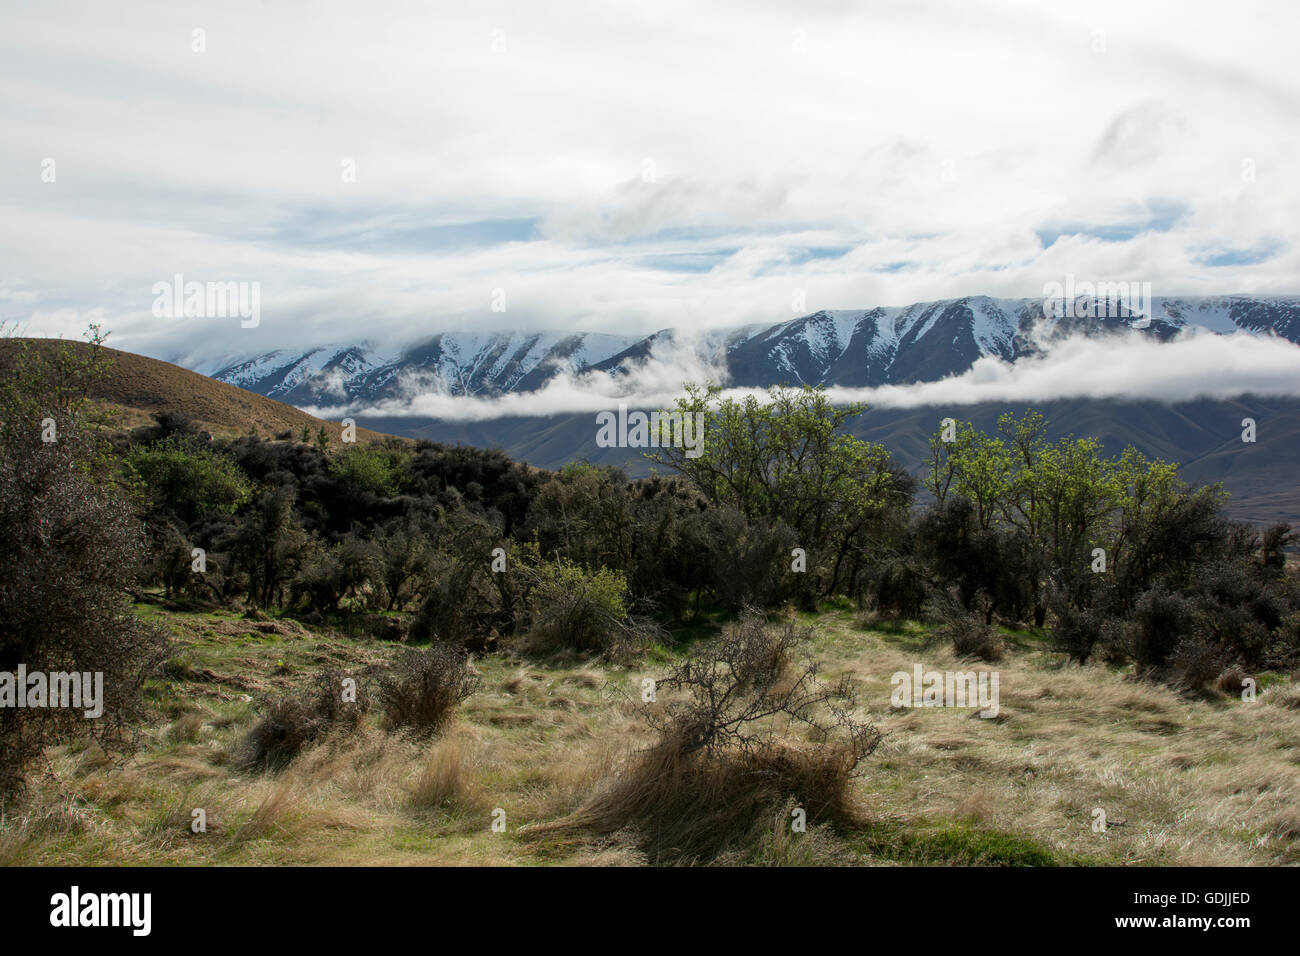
left=307, top=328, right=1300, bottom=422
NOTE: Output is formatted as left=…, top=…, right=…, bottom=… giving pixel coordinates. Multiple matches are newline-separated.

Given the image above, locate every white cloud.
left=835, top=329, right=1300, bottom=408
left=1, top=0, right=1298, bottom=358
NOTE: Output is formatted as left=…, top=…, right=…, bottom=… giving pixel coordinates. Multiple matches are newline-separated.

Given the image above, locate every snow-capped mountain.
left=194, top=331, right=642, bottom=408
left=188, top=295, right=1300, bottom=409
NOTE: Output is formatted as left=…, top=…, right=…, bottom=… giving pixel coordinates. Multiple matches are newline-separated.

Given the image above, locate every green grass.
left=853, top=818, right=1078, bottom=866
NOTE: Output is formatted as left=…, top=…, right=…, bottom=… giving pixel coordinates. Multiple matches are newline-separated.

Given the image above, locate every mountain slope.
left=0, top=339, right=396, bottom=443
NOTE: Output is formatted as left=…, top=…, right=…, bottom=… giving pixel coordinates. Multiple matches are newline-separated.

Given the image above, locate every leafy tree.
left=651, top=385, right=909, bottom=597
left=227, top=486, right=313, bottom=608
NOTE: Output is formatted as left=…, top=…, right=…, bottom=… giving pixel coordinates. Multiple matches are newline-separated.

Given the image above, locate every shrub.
left=376, top=645, right=479, bottom=733
left=407, top=509, right=508, bottom=651
left=1048, top=602, right=1102, bottom=663
left=872, top=557, right=929, bottom=618
left=1131, top=588, right=1196, bottom=669
left=150, top=522, right=224, bottom=603
left=1167, top=638, right=1229, bottom=692
left=290, top=534, right=382, bottom=612
left=533, top=612, right=879, bottom=863
left=372, top=521, right=433, bottom=612
left=328, top=444, right=400, bottom=497
left=344, top=613, right=407, bottom=642
left=522, top=558, right=636, bottom=655
left=690, top=507, right=803, bottom=611
left=0, top=333, right=171, bottom=798
left=225, top=486, right=314, bottom=609
left=938, top=608, right=1004, bottom=662
left=235, top=666, right=366, bottom=772
left=1214, top=665, right=1251, bottom=696
left=290, top=545, right=347, bottom=610
left=126, top=438, right=251, bottom=523
left=1265, top=613, right=1300, bottom=671
left=1046, top=592, right=1124, bottom=665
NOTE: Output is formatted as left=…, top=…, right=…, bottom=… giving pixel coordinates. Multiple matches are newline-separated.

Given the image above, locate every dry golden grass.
left=815, top=612, right=1300, bottom=865
left=410, top=736, right=485, bottom=812
left=0, top=338, right=399, bottom=443
left=1, top=605, right=1296, bottom=866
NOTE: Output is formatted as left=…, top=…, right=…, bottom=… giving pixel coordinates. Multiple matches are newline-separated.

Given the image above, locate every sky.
left=3, top=0, right=1300, bottom=368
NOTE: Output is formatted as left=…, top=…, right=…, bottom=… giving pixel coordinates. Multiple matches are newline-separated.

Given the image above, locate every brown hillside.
left=0, top=338, right=398, bottom=444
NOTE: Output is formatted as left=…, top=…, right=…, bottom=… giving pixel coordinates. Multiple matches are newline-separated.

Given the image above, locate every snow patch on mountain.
left=194, top=296, right=1300, bottom=412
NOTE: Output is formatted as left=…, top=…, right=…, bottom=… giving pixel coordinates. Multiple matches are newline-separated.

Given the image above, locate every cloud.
left=833, top=330, right=1300, bottom=409
left=2, top=0, right=1298, bottom=356
left=307, top=331, right=735, bottom=422
left=1091, top=101, right=1189, bottom=170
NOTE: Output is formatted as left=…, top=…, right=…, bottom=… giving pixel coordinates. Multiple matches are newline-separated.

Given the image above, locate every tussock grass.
left=1, top=603, right=1297, bottom=866
left=410, top=737, right=485, bottom=813
left=531, top=730, right=866, bottom=864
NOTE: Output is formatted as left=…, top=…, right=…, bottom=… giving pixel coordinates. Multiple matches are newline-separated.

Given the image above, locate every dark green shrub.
left=0, top=333, right=171, bottom=798
left=1131, top=588, right=1196, bottom=669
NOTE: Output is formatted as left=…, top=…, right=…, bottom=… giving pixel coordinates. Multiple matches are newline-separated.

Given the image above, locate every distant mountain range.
left=164, top=295, right=1300, bottom=525
left=187, top=295, right=1300, bottom=409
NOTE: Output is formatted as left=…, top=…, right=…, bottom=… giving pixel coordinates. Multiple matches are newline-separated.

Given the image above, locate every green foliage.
left=328, top=444, right=399, bottom=497
left=524, top=466, right=709, bottom=620
left=126, top=438, right=251, bottom=522
left=926, top=409, right=1212, bottom=620
left=651, top=384, right=911, bottom=597
left=855, top=819, right=1064, bottom=866
left=922, top=410, right=1299, bottom=681
left=526, top=556, right=631, bottom=653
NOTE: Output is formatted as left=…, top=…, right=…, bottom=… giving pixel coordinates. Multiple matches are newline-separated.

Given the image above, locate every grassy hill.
left=0, top=338, right=397, bottom=444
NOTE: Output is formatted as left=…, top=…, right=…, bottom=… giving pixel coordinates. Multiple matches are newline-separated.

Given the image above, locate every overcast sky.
left=3, top=0, right=1299, bottom=365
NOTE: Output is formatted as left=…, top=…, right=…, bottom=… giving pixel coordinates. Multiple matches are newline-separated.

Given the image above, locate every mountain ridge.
left=190, top=294, right=1300, bottom=410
